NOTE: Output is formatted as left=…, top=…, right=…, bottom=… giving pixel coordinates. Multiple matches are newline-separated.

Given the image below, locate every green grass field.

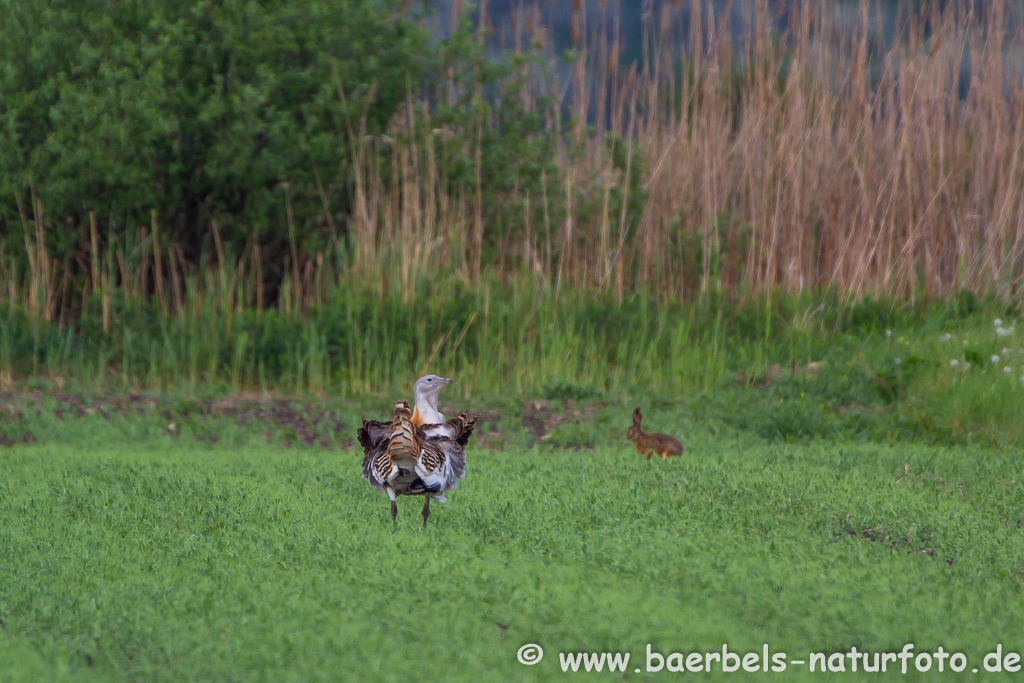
left=2, top=299, right=1023, bottom=680
left=3, top=0, right=1024, bottom=676
left=2, top=391, right=1024, bottom=681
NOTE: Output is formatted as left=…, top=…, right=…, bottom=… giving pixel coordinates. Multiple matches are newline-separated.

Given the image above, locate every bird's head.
left=413, top=374, right=453, bottom=404
left=394, top=400, right=412, bottom=420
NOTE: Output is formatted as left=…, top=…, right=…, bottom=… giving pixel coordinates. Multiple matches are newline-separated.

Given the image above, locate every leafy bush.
left=0, top=0, right=430, bottom=254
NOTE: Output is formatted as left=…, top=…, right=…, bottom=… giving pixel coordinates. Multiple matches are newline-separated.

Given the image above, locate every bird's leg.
left=421, top=496, right=430, bottom=529
left=646, top=451, right=652, bottom=461
left=386, top=486, right=398, bottom=521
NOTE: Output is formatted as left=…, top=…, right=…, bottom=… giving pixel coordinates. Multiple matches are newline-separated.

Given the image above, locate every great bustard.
left=358, top=379, right=475, bottom=527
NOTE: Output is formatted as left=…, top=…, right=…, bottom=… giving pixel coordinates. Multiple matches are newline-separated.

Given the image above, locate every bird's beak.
left=442, top=377, right=453, bottom=385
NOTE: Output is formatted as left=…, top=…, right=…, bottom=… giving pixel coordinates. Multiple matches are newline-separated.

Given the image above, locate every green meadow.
left=2, top=302, right=1024, bottom=681
left=1, top=414, right=1023, bottom=681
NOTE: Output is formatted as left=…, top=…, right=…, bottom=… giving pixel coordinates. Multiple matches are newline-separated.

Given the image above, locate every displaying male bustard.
left=358, top=377, right=476, bottom=527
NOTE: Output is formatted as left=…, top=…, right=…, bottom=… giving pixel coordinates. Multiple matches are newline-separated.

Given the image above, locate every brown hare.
left=626, top=408, right=683, bottom=460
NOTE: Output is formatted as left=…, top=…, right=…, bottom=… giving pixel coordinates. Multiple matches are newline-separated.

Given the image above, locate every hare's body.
left=632, top=438, right=683, bottom=460
left=626, top=408, right=683, bottom=460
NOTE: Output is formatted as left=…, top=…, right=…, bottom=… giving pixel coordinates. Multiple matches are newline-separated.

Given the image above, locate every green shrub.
left=0, top=0, right=430, bottom=253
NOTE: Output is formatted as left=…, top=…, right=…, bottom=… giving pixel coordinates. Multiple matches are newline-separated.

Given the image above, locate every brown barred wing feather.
left=361, top=441, right=395, bottom=492
left=357, top=419, right=390, bottom=452
left=416, top=412, right=476, bottom=497
left=357, top=417, right=397, bottom=494
left=414, top=440, right=464, bottom=496
left=420, top=412, right=477, bottom=446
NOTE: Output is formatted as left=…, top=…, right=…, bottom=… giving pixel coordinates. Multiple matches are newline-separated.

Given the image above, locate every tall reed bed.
left=333, top=0, right=1024, bottom=300
left=1, top=1, right=1023, bottom=391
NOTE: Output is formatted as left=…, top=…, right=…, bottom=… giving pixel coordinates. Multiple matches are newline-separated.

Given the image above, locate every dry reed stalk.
left=169, top=245, right=184, bottom=318
left=101, top=268, right=110, bottom=334
left=89, top=212, right=100, bottom=292
left=251, top=241, right=264, bottom=311
left=33, top=197, right=56, bottom=321
left=284, top=189, right=302, bottom=311
left=151, top=210, right=168, bottom=316
left=13, top=192, right=37, bottom=317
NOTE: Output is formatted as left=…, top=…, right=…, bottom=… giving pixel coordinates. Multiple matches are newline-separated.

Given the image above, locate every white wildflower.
left=885, top=330, right=892, bottom=338
left=950, top=359, right=959, bottom=367
left=992, top=355, right=1001, bottom=363
left=1005, top=367, right=1012, bottom=373
left=941, top=333, right=952, bottom=341
left=894, top=358, right=902, bottom=365
left=995, top=318, right=1003, bottom=326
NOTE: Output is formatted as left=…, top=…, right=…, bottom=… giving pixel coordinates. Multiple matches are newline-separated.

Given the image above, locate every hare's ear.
left=633, top=408, right=643, bottom=427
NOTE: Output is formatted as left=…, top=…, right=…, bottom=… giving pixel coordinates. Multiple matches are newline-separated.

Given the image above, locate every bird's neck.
left=412, top=394, right=444, bottom=425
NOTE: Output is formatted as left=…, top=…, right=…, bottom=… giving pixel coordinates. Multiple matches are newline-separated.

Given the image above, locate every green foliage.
left=0, top=0, right=430, bottom=253
left=0, top=0, right=579, bottom=298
